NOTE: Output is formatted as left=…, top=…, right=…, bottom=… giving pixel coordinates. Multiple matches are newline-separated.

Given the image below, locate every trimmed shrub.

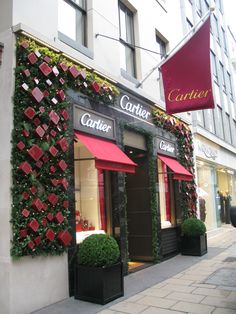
left=78, top=234, right=120, bottom=267
left=181, top=218, right=206, bottom=237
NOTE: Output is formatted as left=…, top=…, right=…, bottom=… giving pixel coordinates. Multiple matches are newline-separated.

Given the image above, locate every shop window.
left=157, top=159, right=179, bottom=228
left=58, top=0, right=92, bottom=57
left=74, top=140, right=112, bottom=243
left=119, top=1, right=136, bottom=79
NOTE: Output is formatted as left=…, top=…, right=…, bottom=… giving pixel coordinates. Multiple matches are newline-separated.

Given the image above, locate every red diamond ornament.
left=22, top=208, right=30, bottom=217
left=59, top=77, right=65, bottom=85
left=35, top=126, right=45, bottom=138
left=61, top=178, right=68, bottom=190
left=23, top=69, right=31, bottom=77
left=51, top=178, right=59, bottom=186
left=28, top=145, right=43, bottom=161
left=20, top=229, right=28, bottom=238
left=58, top=160, right=68, bottom=172
left=91, top=81, right=100, bottom=93
left=57, top=90, right=65, bottom=102
left=44, top=56, right=51, bottom=63
left=34, top=118, right=41, bottom=126
left=59, top=62, right=68, bottom=72
left=36, top=160, right=43, bottom=168
left=20, top=41, right=29, bottom=49
left=16, top=141, right=25, bottom=151
left=57, top=138, right=69, bottom=152
left=19, top=162, right=32, bottom=175
left=61, top=109, right=69, bottom=121
left=31, top=87, right=44, bottom=103
left=49, top=110, right=60, bottom=125
left=32, top=198, right=44, bottom=211
left=28, top=219, right=39, bottom=232
left=22, top=191, right=29, bottom=200
left=28, top=241, right=35, bottom=250
left=39, top=62, right=52, bottom=76
left=22, top=129, right=30, bottom=137
left=30, top=186, right=37, bottom=194
left=47, top=213, right=54, bottom=221
left=49, top=146, right=58, bottom=157
left=55, top=211, right=64, bottom=224
left=41, top=217, right=47, bottom=227
left=34, top=236, right=42, bottom=246
left=45, top=228, right=55, bottom=241
left=58, top=230, right=72, bottom=246
left=50, top=165, right=56, bottom=173
left=48, top=193, right=59, bottom=206
left=24, top=107, right=36, bottom=120
left=69, top=65, right=79, bottom=78
left=63, top=200, right=69, bottom=209
left=79, top=70, right=87, bottom=80
left=50, top=130, right=57, bottom=137
left=28, top=52, right=38, bottom=64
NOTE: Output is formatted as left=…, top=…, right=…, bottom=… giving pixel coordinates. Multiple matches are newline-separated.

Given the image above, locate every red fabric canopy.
left=158, top=155, right=193, bottom=181
left=74, top=131, right=136, bottom=173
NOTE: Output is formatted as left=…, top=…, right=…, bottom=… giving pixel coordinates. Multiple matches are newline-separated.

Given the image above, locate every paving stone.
left=97, top=310, right=116, bottom=314
left=191, top=283, right=216, bottom=289
left=172, top=301, right=214, bottom=314
left=166, top=291, right=205, bottom=303
left=205, top=268, right=236, bottom=287
left=193, top=287, right=231, bottom=297
left=140, top=288, right=171, bottom=298
left=201, top=296, right=236, bottom=310
left=124, top=294, right=144, bottom=303
left=179, top=274, right=208, bottom=282
left=212, top=308, right=236, bottom=314
left=137, top=296, right=177, bottom=308
left=109, top=301, right=148, bottom=314
left=141, top=307, right=184, bottom=314
left=165, top=278, right=194, bottom=286
left=161, top=283, right=196, bottom=293
left=227, top=291, right=236, bottom=302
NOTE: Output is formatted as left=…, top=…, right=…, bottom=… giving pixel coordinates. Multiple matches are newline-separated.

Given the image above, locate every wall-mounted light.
left=0, top=42, right=4, bottom=65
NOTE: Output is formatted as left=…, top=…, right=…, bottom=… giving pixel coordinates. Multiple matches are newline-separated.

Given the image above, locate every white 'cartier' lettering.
left=159, top=140, right=175, bottom=153
left=120, top=95, right=151, bottom=120
left=80, top=113, right=111, bottom=133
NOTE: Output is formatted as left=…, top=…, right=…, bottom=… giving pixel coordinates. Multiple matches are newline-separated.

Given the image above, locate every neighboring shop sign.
left=197, top=142, right=218, bottom=160
left=117, top=93, right=152, bottom=121
left=156, top=137, right=176, bottom=157
left=73, top=105, right=115, bottom=140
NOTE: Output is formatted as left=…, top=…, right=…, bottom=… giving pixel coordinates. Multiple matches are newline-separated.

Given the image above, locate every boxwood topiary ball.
left=181, top=218, right=206, bottom=237
left=78, top=234, right=120, bottom=267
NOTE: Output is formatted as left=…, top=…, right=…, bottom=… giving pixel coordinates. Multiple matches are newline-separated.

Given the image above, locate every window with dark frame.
left=217, top=105, right=225, bottom=139
left=227, top=71, right=234, bottom=100
left=118, top=1, right=136, bottom=78
left=220, top=62, right=226, bottom=92
left=210, top=51, right=218, bottom=84
left=225, top=113, right=232, bottom=144
left=212, top=14, right=220, bottom=44
left=58, top=0, right=87, bottom=47
left=196, top=0, right=202, bottom=16
left=221, top=27, right=228, bottom=55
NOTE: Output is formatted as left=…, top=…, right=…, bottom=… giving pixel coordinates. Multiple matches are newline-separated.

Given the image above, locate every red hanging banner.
left=161, top=16, right=214, bottom=114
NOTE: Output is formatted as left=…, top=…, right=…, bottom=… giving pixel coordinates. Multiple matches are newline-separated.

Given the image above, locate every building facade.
left=0, top=0, right=235, bottom=313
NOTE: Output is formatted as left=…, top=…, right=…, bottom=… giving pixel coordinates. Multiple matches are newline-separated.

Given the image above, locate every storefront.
left=196, top=135, right=236, bottom=230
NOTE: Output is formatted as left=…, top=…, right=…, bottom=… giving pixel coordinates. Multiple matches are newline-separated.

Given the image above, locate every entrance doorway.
left=125, top=146, right=153, bottom=263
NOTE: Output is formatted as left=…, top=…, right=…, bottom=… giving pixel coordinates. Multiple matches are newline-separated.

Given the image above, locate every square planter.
left=181, top=234, right=207, bottom=256
left=75, top=262, right=124, bottom=304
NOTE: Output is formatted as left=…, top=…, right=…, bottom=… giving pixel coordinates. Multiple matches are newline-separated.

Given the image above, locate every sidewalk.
left=33, top=225, right=236, bottom=314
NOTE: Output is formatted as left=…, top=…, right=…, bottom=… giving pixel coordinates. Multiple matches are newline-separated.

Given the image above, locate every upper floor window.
left=219, top=62, right=226, bottom=92
left=210, top=51, right=218, bottom=83
left=156, top=35, right=166, bottom=59
left=119, top=2, right=136, bottom=78
left=196, top=0, right=202, bottom=16
left=221, top=27, right=228, bottom=55
left=186, top=18, right=193, bottom=31
left=227, top=71, right=234, bottom=100
left=212, top=14, right=220, bottom=44
left=217, top=105, right=224, bottom=139
left=58, top=0, right=87, bottom=49
left=202, top=0, right=210, bottom=14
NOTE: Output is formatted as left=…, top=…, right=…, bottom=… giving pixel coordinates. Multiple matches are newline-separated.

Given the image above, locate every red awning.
left=158, top=155, right=193, bottom=181
left=74, top=131, right=136, bottom=173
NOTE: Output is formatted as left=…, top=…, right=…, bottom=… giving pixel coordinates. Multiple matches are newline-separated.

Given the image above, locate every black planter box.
left=230, top=206, right=236, bottom=227
left=75, top=262, right=124, bottom=304
left=181, top=234, right=207, bottom=256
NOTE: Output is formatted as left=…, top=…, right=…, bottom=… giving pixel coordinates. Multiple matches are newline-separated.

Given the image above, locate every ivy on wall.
left=153, top=109, right=197, bottom=218
left=11, top=35, right=119, bottom=257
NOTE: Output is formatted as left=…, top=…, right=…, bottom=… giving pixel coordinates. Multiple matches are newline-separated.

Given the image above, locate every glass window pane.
left=125, top=46, right=135, bottom=76
left=119, top=9, right=127, bottom=41
left=58, top=0, right=76, bottom=40
left=120, top=44, right=127, bottom=71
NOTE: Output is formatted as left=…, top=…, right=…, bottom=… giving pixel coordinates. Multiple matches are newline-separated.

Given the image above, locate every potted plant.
left=75, top=234, right=124, bottom=304
left=180, top=217, right=207, bottom=256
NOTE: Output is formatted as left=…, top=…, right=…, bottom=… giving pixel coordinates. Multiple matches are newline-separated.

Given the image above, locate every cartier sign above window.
left=118, top=93, right=152, bottom=121
left=73, top=105, right=115, bottom=140
left=156, top=137, right=176, bottom=157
